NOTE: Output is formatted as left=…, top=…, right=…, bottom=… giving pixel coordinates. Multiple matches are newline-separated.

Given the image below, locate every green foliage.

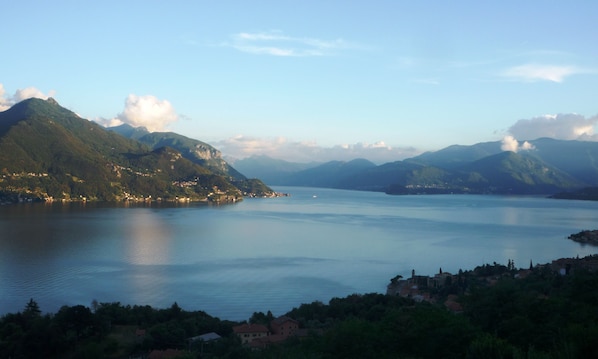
left=249, top=310, right=274, bottom=325
left=0, top=300, right=238, bottom=358
left=466, top=333, right=516, bottom=359
left=461, top=267, right=598, bottom=356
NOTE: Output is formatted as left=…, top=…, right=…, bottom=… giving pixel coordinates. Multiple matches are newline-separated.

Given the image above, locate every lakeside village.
left=140, top=252, right=598, bottom=358
left=386, top=255, right=598, bottom=313
left=1, top=171, right=289, bottom=205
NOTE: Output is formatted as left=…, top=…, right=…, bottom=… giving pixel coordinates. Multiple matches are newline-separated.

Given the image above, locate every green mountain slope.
left=0, top=98, right=254, bottom=203
left=407, top=138, right=598, bottom=187
left=109, top=124, right=246, bottom=180
left=457, top=151, right=582, bottom=194
left=526, top=138, right=598, bottom=185
left=338, top=160, right=452, bottom=192
left=107, top=124, right=278, bottom=196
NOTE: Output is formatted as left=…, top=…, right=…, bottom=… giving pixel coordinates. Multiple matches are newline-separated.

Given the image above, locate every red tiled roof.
left=233, top=323, right=268, bottom=334
left=271, top=316, right=298, bottom=326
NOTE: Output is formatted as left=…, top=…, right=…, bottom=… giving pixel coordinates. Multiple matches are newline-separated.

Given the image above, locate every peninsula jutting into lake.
left=568, top=229, right=598, bottom=246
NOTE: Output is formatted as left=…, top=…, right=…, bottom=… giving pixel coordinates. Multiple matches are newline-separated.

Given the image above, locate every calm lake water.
left=1, top=187, right=597, bottom=320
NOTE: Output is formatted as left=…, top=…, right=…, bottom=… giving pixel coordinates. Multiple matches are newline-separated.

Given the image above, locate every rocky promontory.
left=568, top=230, right=598, bottom=245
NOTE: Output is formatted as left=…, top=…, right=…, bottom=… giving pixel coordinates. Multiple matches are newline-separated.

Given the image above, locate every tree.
left=168, top=302, right=182, bottom=320
left=23, top=298, right=41, bottom=319
left=55, top=305, right=95, bottom=340
left=148, top=322, right=186, bottom=350
left=249, top=311, right=274, bottom=325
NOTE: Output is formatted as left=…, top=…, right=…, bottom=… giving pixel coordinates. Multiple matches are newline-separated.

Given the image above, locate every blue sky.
left=2, top=1, right=597, bottom=163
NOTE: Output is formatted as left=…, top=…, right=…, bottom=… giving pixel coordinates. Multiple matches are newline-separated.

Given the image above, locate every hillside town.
left=386, top=254, right=598, bottom=312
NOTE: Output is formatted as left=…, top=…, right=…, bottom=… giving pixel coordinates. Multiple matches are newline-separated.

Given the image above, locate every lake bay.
left=1, top=187, right=597, bottom=320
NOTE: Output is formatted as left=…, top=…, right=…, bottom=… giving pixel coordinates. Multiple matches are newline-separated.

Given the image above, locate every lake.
left=1, top=187, right=597, bottom=320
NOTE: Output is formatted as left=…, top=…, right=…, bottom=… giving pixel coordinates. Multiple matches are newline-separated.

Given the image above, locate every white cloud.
left=227, top=30, right=352, bottom=57
left=14, top=87, right=55, bottom=102
left=0, top=84, right=10, bottom=111
left=95, top=117, right=126, bottom=128
left=520, top=141, right=535, bottom=150
left=501, top=64, right=582, bottom=83
left=501, top=135, right=519, bottom=152
left=216, top=135, right=419, bottom=164
left=0, top=84, right=56, bottom=111
left=99, top=94, right=178, bottom=132
left=508, top=113, right=598, bottom=141
left=500, top=135, right=535, bottom=153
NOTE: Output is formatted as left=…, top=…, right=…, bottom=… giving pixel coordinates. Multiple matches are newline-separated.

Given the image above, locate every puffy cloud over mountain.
left=116, top=94, right=178, bottom=132
left=0, top=84, right=55, bottom=111
left=96, top=94, right=179, bottom=132
left=501, top=135, right=534, bottom=153
left=508, top=113, right=598, bottom=141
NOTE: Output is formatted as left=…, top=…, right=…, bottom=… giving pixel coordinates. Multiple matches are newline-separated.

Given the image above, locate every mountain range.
left=0, top=98, right=277, bottom=203
left=2, top=97, right=597, bottom=203
left=234, top=138, right=598, bottom=195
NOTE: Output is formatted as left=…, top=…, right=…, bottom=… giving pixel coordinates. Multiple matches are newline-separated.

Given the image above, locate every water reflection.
left=125, top=209, right=173, bottom=265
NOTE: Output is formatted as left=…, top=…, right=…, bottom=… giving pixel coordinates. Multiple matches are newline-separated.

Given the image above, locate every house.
left=189, top=332, right=221, bottom=342
left=188, top=332, right=221, bottom=355
left=270, top=316, right=299, bottom=339
left=429, top=271, right=453, bottom=288
left=232, top=323, right=269, bottom=344
left=244, top=317, right=301, bottom=349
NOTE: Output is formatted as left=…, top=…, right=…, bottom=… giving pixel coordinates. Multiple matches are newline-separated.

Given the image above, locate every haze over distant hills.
left=1, top=97, right=597, bottom=202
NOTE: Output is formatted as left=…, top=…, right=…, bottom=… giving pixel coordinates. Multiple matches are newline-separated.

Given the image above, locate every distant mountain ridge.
left=241, top=139, right=598, bottom=195
left=0, top=98, right=277, bottom=203
left=231, top=155, right=319, bottom=184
